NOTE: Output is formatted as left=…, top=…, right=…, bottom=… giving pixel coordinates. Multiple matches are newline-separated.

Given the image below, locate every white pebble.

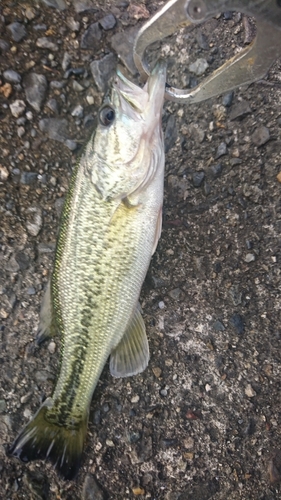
left=86, top=95, right=94, bottom=105
left=131, top=395, right=140, bottom=403
left=245, top=384, right=256, bottom=398
left=48, top=341, right=56, bottom=354
left=23, top=408, right=32, bottom=419
left=245, top=253, right=255, bottom=263
left=9, top=99, right=26, bottom=118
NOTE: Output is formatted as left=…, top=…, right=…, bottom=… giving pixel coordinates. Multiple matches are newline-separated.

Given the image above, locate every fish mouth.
left=112, top=60, right=167, bottom=119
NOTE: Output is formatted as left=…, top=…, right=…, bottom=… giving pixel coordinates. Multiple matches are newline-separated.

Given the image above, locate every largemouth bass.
left=9, top=61, right=166, bottom=480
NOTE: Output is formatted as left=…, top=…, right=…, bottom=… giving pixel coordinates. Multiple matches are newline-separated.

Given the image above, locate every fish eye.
left=99, top=106, right=115, bottom=126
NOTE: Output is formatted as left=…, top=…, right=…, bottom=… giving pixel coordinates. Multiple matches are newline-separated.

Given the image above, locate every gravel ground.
left=0, top=1, right=281, bottom=499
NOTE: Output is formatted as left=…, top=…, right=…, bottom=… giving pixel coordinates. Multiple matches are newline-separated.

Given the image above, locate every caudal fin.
left=8, top=403, right=88, bottom=480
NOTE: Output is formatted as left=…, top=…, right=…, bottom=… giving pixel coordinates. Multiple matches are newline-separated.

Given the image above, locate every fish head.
left=88, top=61, right=166, bottom=201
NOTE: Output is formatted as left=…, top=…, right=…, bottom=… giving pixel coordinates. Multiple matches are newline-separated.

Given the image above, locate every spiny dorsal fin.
left=110, top=306, right=149, bottom=378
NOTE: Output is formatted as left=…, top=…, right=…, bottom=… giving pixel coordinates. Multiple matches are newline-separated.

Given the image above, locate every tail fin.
left=8, top=402, right=88, bottom=480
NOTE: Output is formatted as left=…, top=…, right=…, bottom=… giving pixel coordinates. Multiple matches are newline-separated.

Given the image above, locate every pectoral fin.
left=152, top=207, right=162, bottom=255
left=110, top=307, right=149, bottom=378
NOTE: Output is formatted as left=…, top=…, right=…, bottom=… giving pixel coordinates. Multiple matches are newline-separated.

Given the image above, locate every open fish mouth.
left=112, top=59, right=167, bottom=120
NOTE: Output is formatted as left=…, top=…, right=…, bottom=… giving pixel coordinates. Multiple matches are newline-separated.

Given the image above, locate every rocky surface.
left=0, top=1, right=281, bottom=499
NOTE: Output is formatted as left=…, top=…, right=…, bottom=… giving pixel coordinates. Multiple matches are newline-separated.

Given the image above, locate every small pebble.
left=9, top=100, right=26, bottom=118
left=0, top=39, right=10, bottom=52
left=35, top=370, right=54, bottom=382
left=229, top=100, right=251, bottom=120
left=25, top=206, right=43, bottom=236
left=0, top=83, right=12, bottom=98
left=46, top=98, right=60, bottom=114
left=50, top=176, right=57, bottom=186
left=252, top=125, right=270, bottom=147
left=64, top=67, right=85, bottom=79
left=23, top=408, right=32, bottom=419
left=229, top=313, right=244, bottom=335
left=245, top=384, right=256, bottom=398
left=196, top=32, right=208, bottom=50
left=3, top=69, right=21, bottom=84
left=215, top=142, right=227, bottom=159
left=17, top=117, right=26, bottom=125
left=41, top=0, right=67, bottom=9
left=17, top=126, right=25, bottom=138
left=129, top=431, right=141, bottom=443
left=23, top=73, right=48, bottom=112
left=73, top=0, right=97, bottom=13
left=192, top=170, right=205, bottom=187
left=81, top=23, right=102, bottom=49
left=7, top=22, right=27, bottom=42
left=48, top=341, right=56, bottom=354
left=93, top=410, right=101, bottom=425
left=210, top=163, right=223, bottom=178
left=86, top=95, right=95, bottom=105
left=183, top=437, right=194, bottom=449
left=99, top=14, right=116, bottom=30
left=213, top=320, right=225, bottom=332
left=229, top=158, right=242, bottom=167
left=132, top=487, right=145, bottom=496
left=25, top=7, right=36, bottom=20
left=223, top=11, right=233, bottom=20
left=72, top=80, right=84, bottom=92
left=188, top=58, right=209, bottom=76
left=0, top=400, right=7, bottom=413
left=105, top=439, right=114, bottom=447
left=20, top=392, right=32, bottom=404
left=62, top=52, right=71, bottom=71
left=71, top=104, right=84, bottom=118
left=152, top=367, right=162, bottom=378
left=20, top=172, right=38, bottom=185
left=168, top=288, right=181, bottom=300
left=50, top=80, right=65, bottom=89
left=36, top=37, right=58, bottom=51
left=39, top=117, right=72, bottom=147
left=90, top=53, right=117, bottom=92
left=131, top=395, right=140, bottom=403
left=82, top=473, right=105, bottom=500
left=245, top=253, right=255, bottom=263
left=229, top=285, right=242, bottom=306
left=158, top=301, right=165, bottom=309
left=67, top=17, right=80, bottom=31
left=102, top=403, right=110, bottom=413
left=0, top=165, right=10, bottom=181
left=203, top=181, right=211, bottom=196
left=222, top=91, right=234, bottom=107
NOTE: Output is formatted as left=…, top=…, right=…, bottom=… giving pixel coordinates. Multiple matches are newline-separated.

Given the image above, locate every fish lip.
left=112, top=60, right=167, bottom=115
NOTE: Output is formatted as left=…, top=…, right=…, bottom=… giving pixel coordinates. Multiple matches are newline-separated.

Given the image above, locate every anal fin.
left=110, top=306, right=149, bottom=378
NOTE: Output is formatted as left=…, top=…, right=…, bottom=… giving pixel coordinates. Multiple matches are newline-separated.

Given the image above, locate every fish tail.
left=8, top=401, right=88, bottom=480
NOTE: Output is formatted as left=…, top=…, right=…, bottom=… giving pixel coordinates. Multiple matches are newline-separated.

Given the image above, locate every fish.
left=9, top=61, right=166, bottom=480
